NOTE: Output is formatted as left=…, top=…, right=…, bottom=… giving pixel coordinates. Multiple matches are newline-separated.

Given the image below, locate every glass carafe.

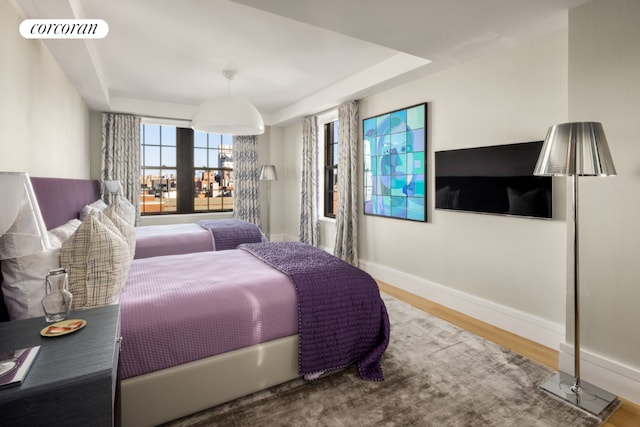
left=42, top=268, right=72, bottom=322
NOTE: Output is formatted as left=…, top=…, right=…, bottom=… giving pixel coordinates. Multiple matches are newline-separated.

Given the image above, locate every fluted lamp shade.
left=533, top=122, right=616, bottom=177
left=0, top=172, right=50, bottom=260
left=259, top=165, right=278, bottom=181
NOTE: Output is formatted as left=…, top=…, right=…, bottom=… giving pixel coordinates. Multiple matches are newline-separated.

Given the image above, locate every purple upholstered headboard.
left=0, top=177, right=100, bottom=321
left=30, top=177, right=101, bottom=230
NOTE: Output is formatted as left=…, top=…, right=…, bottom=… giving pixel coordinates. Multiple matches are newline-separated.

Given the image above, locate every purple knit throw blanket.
left=197, top=219, right=265, bottom=251
left=239, top=242, right=390, bottom=381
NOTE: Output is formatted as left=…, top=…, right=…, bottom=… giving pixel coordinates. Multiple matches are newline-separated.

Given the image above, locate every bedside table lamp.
left=104, top=179, right=121, bottom=202
left=0, top=172, right=50, bottom=260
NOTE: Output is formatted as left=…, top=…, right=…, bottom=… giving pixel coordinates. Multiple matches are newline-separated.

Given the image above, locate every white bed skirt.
left=121, top=334, right=300, bottom=427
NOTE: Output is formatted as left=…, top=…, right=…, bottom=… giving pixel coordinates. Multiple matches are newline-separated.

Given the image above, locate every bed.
left=0, top=177, right=390, bottom=427
left=27, top=177, right=267, bottom=259
left=134, top=219, right=268, bottom=259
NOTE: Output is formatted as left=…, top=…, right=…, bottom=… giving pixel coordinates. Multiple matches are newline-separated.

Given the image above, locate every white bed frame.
left=121, top=335, right=300, bottom=426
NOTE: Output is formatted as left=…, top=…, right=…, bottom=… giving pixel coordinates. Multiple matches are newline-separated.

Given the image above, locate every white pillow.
left=49, top=218, right=82, bottom=243
left=60, top=210, right=131, bottom=310
left=79, top=199, right=109, bottom=221
left=1, top=219, right=81, bottom=320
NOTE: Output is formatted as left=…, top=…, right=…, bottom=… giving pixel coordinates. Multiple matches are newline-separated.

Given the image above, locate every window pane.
left=140, top=169, right=159, bottom=214
left=324, top=120, right=339, bottom=218
left=194, top=131, right=208, bottom=148
left=194, top=148, right=208, bottom=168
left=157, top=170, right=176, bottom=213
left=141, top=169, right=159, bottom=191
left=161, top=126, right=176, bottom=146
left=161, top=146, right=176, bottom=167
left=208, top=134, right=221, bottom=149
left=208, top=149, right=219, bottom=168
left=144, top=145, right=160, bottom=166
left=144, top=124, right=160, bottom=144
left=220, top=148, right=232, bottom=167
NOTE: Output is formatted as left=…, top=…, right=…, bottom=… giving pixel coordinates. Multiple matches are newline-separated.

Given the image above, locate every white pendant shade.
left=191, top=70, right=264, bottom=136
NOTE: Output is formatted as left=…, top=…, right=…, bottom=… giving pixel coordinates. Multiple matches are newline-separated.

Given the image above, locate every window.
left=324, top=120, right=339, bottom=218
left=140, top=123, right=234, bottom=215
left=140, top=124, right=177, bottom=214
left=193, top=131, right=234, bottom=212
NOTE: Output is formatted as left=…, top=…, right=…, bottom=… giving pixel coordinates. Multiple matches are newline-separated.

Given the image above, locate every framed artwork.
left=363, top=103, right=427, bottom=221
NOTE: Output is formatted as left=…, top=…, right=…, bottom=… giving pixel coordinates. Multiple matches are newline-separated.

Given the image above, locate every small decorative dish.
left=40, top=319, right=87, bottom=337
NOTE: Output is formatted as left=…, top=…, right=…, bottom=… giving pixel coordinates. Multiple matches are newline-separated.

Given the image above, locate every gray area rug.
left=165, top=295, right=616, bottom=426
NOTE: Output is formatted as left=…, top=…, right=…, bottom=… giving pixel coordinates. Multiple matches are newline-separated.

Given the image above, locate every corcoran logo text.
left=20, top=19, right=109, bottom=39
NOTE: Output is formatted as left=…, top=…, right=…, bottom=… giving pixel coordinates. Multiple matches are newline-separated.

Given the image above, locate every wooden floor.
left=377, top=281, right=640, bottom=427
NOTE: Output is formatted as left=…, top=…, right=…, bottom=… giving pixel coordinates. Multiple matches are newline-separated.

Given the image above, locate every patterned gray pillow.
left=103, top=205, right=136, bottom=258
left=109, top=197, right=136, bottom=226
left=60, top=210, right=131, bottom=310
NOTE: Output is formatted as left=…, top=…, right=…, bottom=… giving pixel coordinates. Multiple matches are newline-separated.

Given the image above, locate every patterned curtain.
left=334, top=100, right=359, bottom=266
left=232, top=135, right=260, bottom=225
left=299, top=116, right=319, bottom=246
left=101, top=113, right=141, bottom=219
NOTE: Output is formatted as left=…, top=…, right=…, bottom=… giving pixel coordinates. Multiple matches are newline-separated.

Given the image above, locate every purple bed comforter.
left=240, top=242, right=390, bottom=381
left=197, top=219, right=267, bottom=250
left=120, top=250, right=298, bottom=379
left=134, top=223, right=213, bottom=259
left=134, top=220, right=267, bottom=259
left=120, top=243, right=389, bottom=382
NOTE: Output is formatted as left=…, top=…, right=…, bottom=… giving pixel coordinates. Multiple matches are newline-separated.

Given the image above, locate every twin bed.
left=0, top=177, right=390, bottom=427
left=134, top=219, right=268, bottom=259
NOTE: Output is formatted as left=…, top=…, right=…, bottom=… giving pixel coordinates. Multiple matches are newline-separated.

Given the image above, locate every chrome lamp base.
left=540, top=372, right=617, bottom=416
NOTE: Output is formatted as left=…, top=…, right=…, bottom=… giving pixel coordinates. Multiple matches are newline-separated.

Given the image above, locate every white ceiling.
left=14, top=0, right=589, bottom=126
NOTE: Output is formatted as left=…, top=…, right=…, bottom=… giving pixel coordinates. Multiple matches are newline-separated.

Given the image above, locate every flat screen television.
left=435, top=141, right=552, bottom=219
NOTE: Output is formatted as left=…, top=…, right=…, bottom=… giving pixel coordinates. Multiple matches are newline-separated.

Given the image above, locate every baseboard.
left=358, top=259, right=564, bottom=351
left=359, top=258, right=640, bottom=406
left=268, top=233, right=295, bottom=242
left=559, top=343, right=640, bottom=405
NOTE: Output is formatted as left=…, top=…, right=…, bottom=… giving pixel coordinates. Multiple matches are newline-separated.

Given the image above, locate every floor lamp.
left=259, top=165, right=277, bottom=239
left=533, top=122, right=617, bottom=415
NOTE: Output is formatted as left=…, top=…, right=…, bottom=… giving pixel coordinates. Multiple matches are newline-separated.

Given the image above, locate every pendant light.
left=191, top=70, right=264, bottom=135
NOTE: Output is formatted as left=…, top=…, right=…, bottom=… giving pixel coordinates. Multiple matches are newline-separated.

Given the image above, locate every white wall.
left=559, top=0, right=640, bottom=401
left=0, top=1, right=90, bottom=178
left=275, top=3, right=640, bottom=402
left=274, top=121, right=303, bottom=240
left=261, top=126, right=286, bottom=239
left=358, top=31, right=569, bottom=326
left=277, top=29, right=569, bottom=335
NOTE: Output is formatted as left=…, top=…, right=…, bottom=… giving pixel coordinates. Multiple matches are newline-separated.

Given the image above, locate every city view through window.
left=140, top=124, right=234, bottom=214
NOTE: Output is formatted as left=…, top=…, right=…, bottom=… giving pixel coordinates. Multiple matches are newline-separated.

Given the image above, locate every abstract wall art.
left=363, top=103, right=427, bottom=221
